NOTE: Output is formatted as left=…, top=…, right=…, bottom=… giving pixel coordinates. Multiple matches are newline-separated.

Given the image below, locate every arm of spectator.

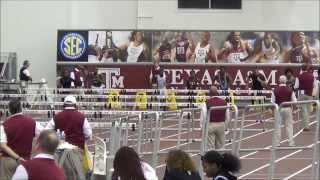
left=0, top=141, right=25, bottom=162
left=70, top=72, right=75, bottom=87
left=11, top=165, right=28, bottom=180
left=294, top=77, right=299, bottom=90
left=200, top=103, right=207, bottom=128
left=45, top=118, right=55, bottom=130
left=271, top=92, right=275, bottom=104
left=83, top=118, right=92, bottom=140
left=35, top=122, right=44, bottom=137
left=22, top=69, right=32, bottom=81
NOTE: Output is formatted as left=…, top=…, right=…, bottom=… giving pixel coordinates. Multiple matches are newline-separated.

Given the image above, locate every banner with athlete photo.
left=86, top=31, right=152, bottom=63
left=57, top=30, right=320, bottom=64
left=152, top=31, right=320, bottom=64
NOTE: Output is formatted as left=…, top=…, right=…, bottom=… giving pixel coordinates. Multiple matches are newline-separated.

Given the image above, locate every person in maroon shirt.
left=45, top=95, right=92, bottom=180
left=271, top=76, right=297, bottom=146
left=203, top=86, right=228, bottom=150
left=294, top=64, right=317, bottom=131
left=12, top=130, right=65, bottom=180
left=149, top=61, right=162, bottom=88
left=0, top=99, right=42, bottom=180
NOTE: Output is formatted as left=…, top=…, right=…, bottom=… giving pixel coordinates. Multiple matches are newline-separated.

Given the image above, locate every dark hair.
left=201, top=151, right=241, bottom=173
left=9, top=99, right=22, bottom=114
left=130, top=31, right=143, bottom=42
left=301, top=64, right=310, bottom=71
left=23, top=60, right=30, bottom=66
left=291, top=32, right=305, bottom=47
left=38, top=130, right=59, bottom=154
left=166, top=149, right=197, bottom=173
left=113, top=146, right=146, bottom=180
left=285, top=68, right=294, bottom=75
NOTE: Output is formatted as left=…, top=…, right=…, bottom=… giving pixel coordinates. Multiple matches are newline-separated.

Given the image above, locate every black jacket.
left=213, top=171, right=237, bottom=180
left=163, top=168, right=201, bottom=180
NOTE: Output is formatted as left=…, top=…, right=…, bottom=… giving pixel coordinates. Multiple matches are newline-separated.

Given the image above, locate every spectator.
left=149, top=61, right=162, bottom=88
left=213, top=66, right=232, bottom=95
left=294, top=64, right=317, bottom=131
left=59, top=70, right=73, bottom=89
left=285, top=68, right=296, bottom=90
left=112, top=146, right=158, bottom=180
left=203, top=86, right=228, bottom=150
left=163, top=149, right=201, bottom=180
left=19, top=60, right=32, bottom=82
left=271, top=76, right=297, bottom=146
left=12, top=130, right=65, bottom=180
left=201, top=151, right=241, bottom=180
left=0, top=99, right=43, bottom=180
left=45, top=95, right=92, bottom=179
left=186, top=70, right=200, bottom=95
left=247, top=67, right=266, bottom=105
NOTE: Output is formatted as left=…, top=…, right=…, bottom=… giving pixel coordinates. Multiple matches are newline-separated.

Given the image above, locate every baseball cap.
left=64, top=95, right=77, bottom=105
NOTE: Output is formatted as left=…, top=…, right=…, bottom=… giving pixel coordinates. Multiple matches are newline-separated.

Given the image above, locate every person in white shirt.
left=12, top=130, right=65, bottom=180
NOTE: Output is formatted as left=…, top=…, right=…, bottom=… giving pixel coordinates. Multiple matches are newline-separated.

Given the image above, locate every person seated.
left=112, top=146, right=158, bottom=180
left=163, top=149, right=201, bottom=180
left=201, top=150, right=241, bottom=180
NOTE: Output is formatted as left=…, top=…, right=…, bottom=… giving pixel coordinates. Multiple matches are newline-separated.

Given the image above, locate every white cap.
left=279, top=75, right=287, bottom=84
left=64, top=95, right=77, bottom=105
left=40, top=78, right=46, bottom=83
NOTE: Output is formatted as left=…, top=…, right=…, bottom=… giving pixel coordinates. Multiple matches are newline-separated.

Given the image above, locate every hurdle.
left=266, top=100, right=320, bottom=180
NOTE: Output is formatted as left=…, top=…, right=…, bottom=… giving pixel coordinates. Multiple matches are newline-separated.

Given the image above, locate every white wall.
left=1, top=0, right=319, bottom=87
left=0, top=0, right=137, bottom=86
left=137, top=0, right=319, bottom=30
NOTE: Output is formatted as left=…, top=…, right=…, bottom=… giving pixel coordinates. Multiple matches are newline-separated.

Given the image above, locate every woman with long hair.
left=112, top=146, right=157, bottom=180
left=163, top=149, right=201, bottom=180
left=118, top=31, right=150, bottom=62
left=201, top=151, right=241, bottom=180
left=284, top=32, right=318, bottom=63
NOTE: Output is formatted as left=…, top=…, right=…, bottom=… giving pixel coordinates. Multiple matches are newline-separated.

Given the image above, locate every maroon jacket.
left=206, top=97, right=227, bottom=123
left=2, top=114, right=35, bottom=159
left=298, top=71, right=314, bottom=96
left=23, top=158, right=65, bottom=180
left=274, top=85, right=293, bottom=106
left=54, top=109, right=85, bottom=149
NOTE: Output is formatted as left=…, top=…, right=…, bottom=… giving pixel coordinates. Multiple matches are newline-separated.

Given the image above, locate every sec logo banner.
left=60, top=32, right=86, bottom=59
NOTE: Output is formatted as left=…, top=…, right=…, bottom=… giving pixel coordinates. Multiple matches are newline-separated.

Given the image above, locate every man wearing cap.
left=0, top=99, right=43, bottom=180
left=271, top=76, right=297, bottom=146
left=294, top=64, right=317, bottom=131
left=45, top=95, right=92, bottom=179
left=202, top=86, right=228, bottom=150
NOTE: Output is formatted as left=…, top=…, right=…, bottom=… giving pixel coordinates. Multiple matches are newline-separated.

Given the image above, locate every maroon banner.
left=57, top=64, right=319, bottom=89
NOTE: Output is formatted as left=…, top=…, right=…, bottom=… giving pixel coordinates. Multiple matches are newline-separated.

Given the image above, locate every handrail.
left=3, top=88, right=272, bottom=94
